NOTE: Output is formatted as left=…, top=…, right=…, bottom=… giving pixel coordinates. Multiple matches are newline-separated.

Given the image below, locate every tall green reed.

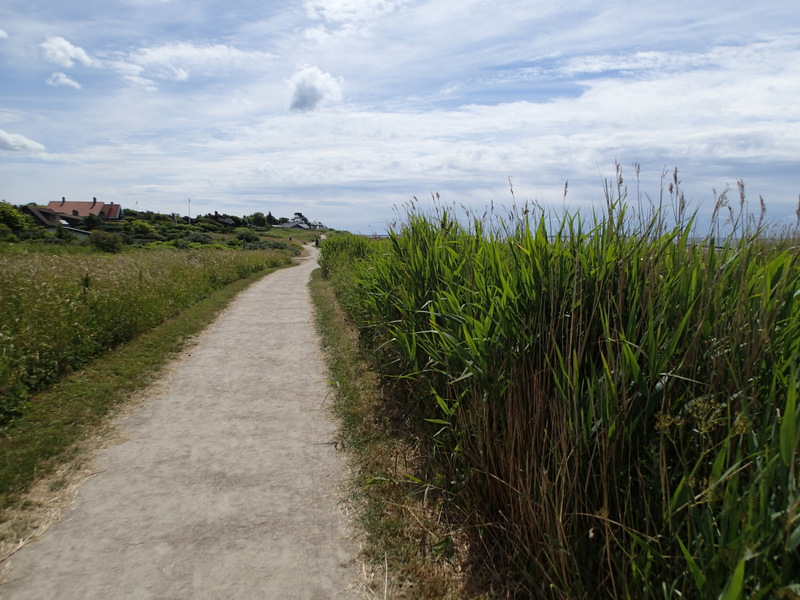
left=322, top=183, right=800, bottom=598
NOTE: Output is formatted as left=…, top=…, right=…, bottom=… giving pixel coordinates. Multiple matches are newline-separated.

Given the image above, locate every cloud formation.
left=0, top=29, right=8, bottom=39
left=305, top=0, right=405, bottom=23
left=0, top=129, right=45, bottom=152
left=46, top=72, right=82, bottom=89
left=126, top=42, right=273, bottom=81
left=288, top=65, right=343, bottom=112
left=97, top=42, right=276, bottom=90
left=40, top=35, right=93, bottom=68
left=0, top=1, right=798, bottom=232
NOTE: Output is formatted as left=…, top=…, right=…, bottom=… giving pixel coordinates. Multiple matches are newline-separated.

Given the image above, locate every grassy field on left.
left=0, top=247, right=293, bottom=528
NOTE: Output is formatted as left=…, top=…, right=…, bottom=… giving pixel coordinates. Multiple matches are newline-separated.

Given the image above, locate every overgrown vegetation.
left=310, top=267, right=481, bottom=599
left=320, top=174, right=800, bottom=598
left=0, top=249, right=292, bottom=424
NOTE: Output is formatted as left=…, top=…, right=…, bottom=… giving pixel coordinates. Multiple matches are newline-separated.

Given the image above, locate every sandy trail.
left=1, top=248, right=357, bottom=599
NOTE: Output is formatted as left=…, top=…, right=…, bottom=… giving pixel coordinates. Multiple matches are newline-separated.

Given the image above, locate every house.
left=22, top=204, right=91, bottom=238
left=276, top=218, right=310, bottom=230
left=211, top=211, right=235, bottom=226
left=22, top=204, right=63, bottom=228
left=47, top=197, right=124, bottom=221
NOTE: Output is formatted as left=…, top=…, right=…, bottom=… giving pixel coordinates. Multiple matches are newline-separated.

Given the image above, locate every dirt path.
left=0, top=247, right=358, bottom=599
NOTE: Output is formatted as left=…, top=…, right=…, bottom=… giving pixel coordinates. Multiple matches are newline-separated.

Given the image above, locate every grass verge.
left=0, top=265, right=287, bottom=557
left=309, top=267, right=490, bottom=599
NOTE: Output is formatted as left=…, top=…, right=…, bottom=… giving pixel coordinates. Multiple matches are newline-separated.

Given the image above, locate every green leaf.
left=789, top=523, right=800, bottom=552
left=718, top=557, right=745, bottom=600
left=677, top=536, right=707, bottom=593
left=436, top=395, right=452, bottom=417
left=780, top=373, right=798, bottom=467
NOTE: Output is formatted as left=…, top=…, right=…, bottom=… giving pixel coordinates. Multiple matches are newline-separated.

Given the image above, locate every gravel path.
left=1, top=248, right=357, bottom=599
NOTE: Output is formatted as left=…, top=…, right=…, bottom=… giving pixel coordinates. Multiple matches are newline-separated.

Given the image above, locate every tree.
left=82, top=213, right=103, bottom=231
left=266, top=211, right=279, bottom=225
left=0, top=201, right=33, bottom=231
left=250, top=212, right=267, bottom=227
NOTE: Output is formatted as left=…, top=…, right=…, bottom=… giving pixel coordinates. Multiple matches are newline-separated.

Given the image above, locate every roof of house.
left=47, top=199, right=123, bottom=219
left=212, top=214, right=235, bottom=226
left=22, top=204, right=64, bottom=227
left=276, top=220, right=310, bottom=229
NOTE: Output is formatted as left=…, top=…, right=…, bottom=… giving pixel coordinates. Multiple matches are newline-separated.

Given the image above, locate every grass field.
left=0, top=248, right=292, bottom=424
left=320, top=188, right=800, bottom=598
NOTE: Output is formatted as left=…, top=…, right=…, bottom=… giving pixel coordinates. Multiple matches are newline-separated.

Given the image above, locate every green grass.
left=320, top=181, right=800, bottom=598
left=0, top=248, right=292, bottom=423
left=309, top=267, right=483, bottom=599
left=0, top=265, right=285, bottom=513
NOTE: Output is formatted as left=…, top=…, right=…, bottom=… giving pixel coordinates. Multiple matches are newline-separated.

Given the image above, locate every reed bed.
left=0, top=248, right=290, bottom=423
left=321, top=187, right=800, bottom=598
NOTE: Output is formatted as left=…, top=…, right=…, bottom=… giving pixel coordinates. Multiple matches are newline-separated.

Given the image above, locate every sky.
left=1, top=0, right=798, bottom=234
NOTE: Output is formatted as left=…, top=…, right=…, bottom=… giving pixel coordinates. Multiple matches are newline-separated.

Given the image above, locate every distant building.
left=47, top=197, right=123, bottom=220
left=22, top=204, right=91, bottom=238
left=276, top=218, right=310, bottom=230
left=211, top=211, right=235, bottom=226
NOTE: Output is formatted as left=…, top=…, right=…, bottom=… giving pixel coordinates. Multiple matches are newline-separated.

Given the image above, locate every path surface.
left=1, top=248, right=358, bottom=599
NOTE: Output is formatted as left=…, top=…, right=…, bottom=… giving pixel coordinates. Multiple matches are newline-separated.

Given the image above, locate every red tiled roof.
left=102, top=203, right=122, bottom=219
left=47, top=200, right=122, bottom=219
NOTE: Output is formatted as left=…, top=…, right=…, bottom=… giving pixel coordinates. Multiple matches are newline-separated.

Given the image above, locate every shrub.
left=89, top=230, right=124, bottom=253
left=187, top=231, right=213, bottom=245
left=236, top=228, right=260, bottom=243
left=130, top=219, right=160, bottom=238
left=0, top=202, right=33, bottom=232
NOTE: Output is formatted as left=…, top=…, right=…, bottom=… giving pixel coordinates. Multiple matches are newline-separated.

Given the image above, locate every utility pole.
left=188, top=197, right=191, bottom=220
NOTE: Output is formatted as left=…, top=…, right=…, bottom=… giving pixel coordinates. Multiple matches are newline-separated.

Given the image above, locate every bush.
left=130, top=220, right=161, bottom=238
left=89, top=230, right=124, bottom=253
left=0, top=202, right=33, bottom=232
left=0, top=224, right=18, bottom=243
left=187, top=231, right=213, bottom=245
left=236, top=228, right=260, bottom=243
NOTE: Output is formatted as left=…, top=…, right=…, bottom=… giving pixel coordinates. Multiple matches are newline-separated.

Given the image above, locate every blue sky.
left=1, top=0, right=798, bottom=233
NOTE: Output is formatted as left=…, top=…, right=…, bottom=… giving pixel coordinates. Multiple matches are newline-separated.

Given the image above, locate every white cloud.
left=288, top=65, right=343, bottom=111
left=40, top=35, right=93, bottom=68
left=46, top=72, right=82, bottom=89
left=2, top=1, right=799, bottom=232
left=0, top=29, right=8, bottom=39
left=123, top=42, right=274, bottom=82
left=305, top=0, right=406, bottom=23
left=560, top=50, right=714, bottom=76
left=0, top=129, right=45, bottom=152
